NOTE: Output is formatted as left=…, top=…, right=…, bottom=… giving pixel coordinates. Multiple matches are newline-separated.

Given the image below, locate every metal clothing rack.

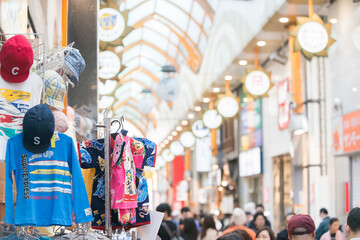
left=96, top=111, right=138, bottom=239
left=95, top=109, right=112, bottom=238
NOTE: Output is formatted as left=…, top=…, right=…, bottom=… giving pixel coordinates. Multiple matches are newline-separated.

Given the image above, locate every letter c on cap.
left=12, top=67, right=19, bottom=76
left=34, top=137, right=40, bottom=145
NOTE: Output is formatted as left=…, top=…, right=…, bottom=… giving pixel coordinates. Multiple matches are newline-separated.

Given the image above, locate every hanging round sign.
left=170, top=141, right=185, bottom=156
left=162, top=149, right=175, bottom=162
left=99, top=51, right=121, bottom=79
left=180, top=131, right=196, bottom=148
left=192, top=120, right=210, bottom=138
left=298, top=21, right=329, bottom=53
left=203, top=110, right=222, bottom=129
left=217, top=96, right=239, bottom=118
left=290, top=13, right=335, bottom=60
left=99, top=8, right=126, bottom=42
left=245, top=71, right=271, bottom=96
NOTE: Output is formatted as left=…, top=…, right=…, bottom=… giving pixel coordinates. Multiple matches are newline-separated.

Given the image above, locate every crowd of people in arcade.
left=155, top=203, right=359, bottom=240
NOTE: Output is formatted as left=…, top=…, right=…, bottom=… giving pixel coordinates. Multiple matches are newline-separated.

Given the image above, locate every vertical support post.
left=104, top=112, right=112, bottom=238
left=255, top=47, right=259, bottom=68
left=62, top=0, right=68, bottom=114
left=308, top=0, right=313, bottom=17
left=225, top=80, right=230, bottom=95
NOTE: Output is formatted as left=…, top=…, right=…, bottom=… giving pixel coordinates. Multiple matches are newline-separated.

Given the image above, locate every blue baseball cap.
left=64, top=49, right=86, bottom=86
left=23, top=104, right=55, bottom=153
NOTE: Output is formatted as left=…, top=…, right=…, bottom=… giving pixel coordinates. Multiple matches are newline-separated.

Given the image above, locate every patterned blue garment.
left=79, top=138, right=122, bottom=229
left=130, top=138, right=157, bottom=228
left=5, top=133, right=92, bottom=226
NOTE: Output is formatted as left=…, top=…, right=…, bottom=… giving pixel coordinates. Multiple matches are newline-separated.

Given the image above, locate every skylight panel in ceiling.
left=169, top=32, right=179, bottom=45
left=128, top=0, right=155, bottom=26
left=156, top=1, right=189, bottom=32
left=131, top=71, right=154, bottom=86
left=187, top=20, right=201, bottom=45
left=191, top=1, right=205, bottom=25
left=123, top=45, right=141, bottom=63
left=198, top=33, right=207, bottom=55
left=169, top=0, right=193, bottom=12
left=140, top=45, right=167, bottom=65
left=123, top=28, right=143, bottom=46
left=143, top=28, right=169, bottom=51
left=125, top=0, right=144, bottom=10
left=139, top=57, right=162, bottom=73
left=167, top=44, right=178, bottom=58
left=144, top=19, right=171, bottom=37
left=203, top=15, right=211, bottom=35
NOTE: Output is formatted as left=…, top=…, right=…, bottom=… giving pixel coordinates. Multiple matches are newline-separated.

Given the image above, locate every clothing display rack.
left=0, top=33, right=46, bottom=102
left=95, top=109, right=111, bottom=238
left=95, top=111, right=138, bottom=240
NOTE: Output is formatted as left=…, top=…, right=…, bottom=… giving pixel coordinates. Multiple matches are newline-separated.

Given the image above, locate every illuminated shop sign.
left=239, top=147, right=262, bottom=177
left=99, top=8, right=125, bottom=42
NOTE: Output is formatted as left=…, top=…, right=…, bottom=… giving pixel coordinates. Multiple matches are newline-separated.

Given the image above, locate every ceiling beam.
left=123, top=40, right=180, bottom=69
left=120, top=66, right=160, bottom=83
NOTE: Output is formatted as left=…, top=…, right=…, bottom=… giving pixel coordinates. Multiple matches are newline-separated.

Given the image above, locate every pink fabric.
left=118, top=208, right=136, bottom=226
left=51, top=109, right=69, bottom=133
left=320, top=231, right=345, bottom=240
left=110, top=135, right=137, bottom=209
left=131, top=138, right=145, bottom=169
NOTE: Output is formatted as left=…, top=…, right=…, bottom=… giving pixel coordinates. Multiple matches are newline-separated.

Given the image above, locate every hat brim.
left=0, top=67, right=30, bottom=83
left=23, top=135, right=50, bottom=154
left=45, top=96, right=65, bottom=110
left=64, top=61, right=79, bottom=85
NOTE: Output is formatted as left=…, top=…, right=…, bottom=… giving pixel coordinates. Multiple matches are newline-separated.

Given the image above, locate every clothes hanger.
left=70, top=223, right=97, bottom=240
left=111, top=120, right=121, bottom=134
left=17, top=226, right=42, bottom=240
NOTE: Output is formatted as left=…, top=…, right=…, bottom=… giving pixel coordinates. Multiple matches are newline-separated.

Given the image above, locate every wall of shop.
left=28, top=0, right=62, bottom=49
left=262, top=53, right=292, bottom=231
left=328, top=0, right=360, bottom=224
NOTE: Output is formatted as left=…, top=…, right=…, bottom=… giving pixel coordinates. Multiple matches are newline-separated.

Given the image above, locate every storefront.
left=239, top=97, right=264, bottom=205
left=328, top=0, right=360, bottom=224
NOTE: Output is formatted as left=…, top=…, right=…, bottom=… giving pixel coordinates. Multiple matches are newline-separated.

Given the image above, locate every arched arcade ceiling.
left=99, top=0, right=218, bottom=136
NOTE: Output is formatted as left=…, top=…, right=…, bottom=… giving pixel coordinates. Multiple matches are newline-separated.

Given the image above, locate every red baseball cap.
left=0, top=35, right=34, bottom=83
left=287, top=215, right=316, bottom=238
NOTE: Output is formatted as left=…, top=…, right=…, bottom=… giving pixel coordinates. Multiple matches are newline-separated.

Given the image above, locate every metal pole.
left=104, top=110, right=112, bottom=238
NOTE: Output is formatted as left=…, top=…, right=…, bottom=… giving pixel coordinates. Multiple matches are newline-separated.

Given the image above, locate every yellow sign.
left=290, top=13, right=335, bottom=61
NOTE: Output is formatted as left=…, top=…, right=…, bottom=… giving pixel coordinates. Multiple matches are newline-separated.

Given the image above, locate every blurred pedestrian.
left=220, top=208, right=256, bottom=240
left=172, top=210, right=181, bottom=226
left=287, top=214, right=316, bottom=240
left=256, top=204, right=266, bottom=214
left=180, top=207, right=201, bottom=232
left=277, top=213, right=295, bottom=240
left=315, top=208, right=330, bottom=240
left=156, top=203, right=180, bottom=240
left=249, top=212, right=267, bottom=233
left=346, top=207, right=360, bottom=240
left=233, top=229, right=253, bottom=240
left=256, top=227, right=276, bottom=240
left=181, top=218, right=199, bottom=240
left=247, top=204, right=271, bottom=229
left=199, top=215, right=219, bottom=240
left=217, top=232, right=243, bottom=240
left=246, top=212, right=254, bottom=226
left=221, top=213, right=233, bottom=231
left=320, top=218, right=345, bottom=240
